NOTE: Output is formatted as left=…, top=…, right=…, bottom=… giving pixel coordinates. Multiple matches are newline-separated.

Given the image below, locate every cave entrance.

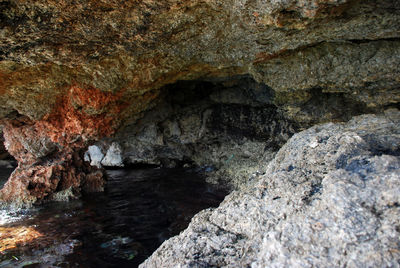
left=104, top=75, right=297, bottom=189
left=72, top=75, right=297, bottom=265
left=0, top=75, right=296, bottom=267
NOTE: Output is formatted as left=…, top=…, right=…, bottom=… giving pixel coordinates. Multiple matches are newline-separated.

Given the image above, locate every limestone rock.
left=0, top=116, right=105, bottom=206
left=84, top=145, right=104, bottom=168
left=1, top=0, right=400, bottom=203
left=112, top=78, right=294, bottom=188
left=101, top=142, right=124, bottom=167
left=1, top=0, right=399, bottom=124
left=141, top=109, right=400, bottom=267
left=251, top=40, right=400, bottom=126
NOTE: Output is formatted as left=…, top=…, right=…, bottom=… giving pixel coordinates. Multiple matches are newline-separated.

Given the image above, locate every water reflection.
left=0, top=168, right=228, bottom=267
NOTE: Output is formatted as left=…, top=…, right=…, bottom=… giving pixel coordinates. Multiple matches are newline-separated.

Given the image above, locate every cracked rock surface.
left=1, top=0, right=400, bottom=203
left=141, top=109, right=400, bottom=267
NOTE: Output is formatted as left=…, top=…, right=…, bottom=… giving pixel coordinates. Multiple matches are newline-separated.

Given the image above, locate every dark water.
left=0, top=168, right=228, bottom=267
left=0, top=168, right=13, bottom=189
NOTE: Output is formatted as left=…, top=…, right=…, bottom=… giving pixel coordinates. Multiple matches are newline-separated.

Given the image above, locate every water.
left=0, top=168, right=228, bottom=267
left=0, top=168, right=13, bottom=189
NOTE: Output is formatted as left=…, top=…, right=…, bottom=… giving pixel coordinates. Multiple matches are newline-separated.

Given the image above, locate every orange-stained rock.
left=39, top=85, right=127, bottom=145
left=0, top=117, right=105, bottom=205
left=0, top=84, right=132, bottom=205
left=0, top=0, right=399, bottom=205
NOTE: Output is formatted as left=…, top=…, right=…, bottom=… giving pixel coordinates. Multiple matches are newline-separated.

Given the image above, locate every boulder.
left=101, top=143, right=124, bottom=168
left=141, top=109, right=400, bottom=267
left=84, top=145, right=105, bottom=168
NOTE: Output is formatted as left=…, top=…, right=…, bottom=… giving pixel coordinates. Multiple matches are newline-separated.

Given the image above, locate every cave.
left=0, top=76, right=296, bottom=266
left=1, top=75, right=398, bottom=267
left=1, top=0, right=400, bottom=267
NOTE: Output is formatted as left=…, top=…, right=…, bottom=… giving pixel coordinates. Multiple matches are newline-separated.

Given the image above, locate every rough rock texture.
left=1, top=0, right=400, bottom=201
left=141, top=110, right=400, bottom=267
left=0, top=81, right=158, bottom=204
left=84, top=143, right=124, bottom=168
left=251, top=40, right=400, bottom=126
left=101, top=142, right=124, bottom=167
left=0, top=115, right=105, bottom=205
left=0, top=84, right=137, bottom=204
left=1, top=0, right=399, bottom=122
left=106, top=77, right=296, bottom=188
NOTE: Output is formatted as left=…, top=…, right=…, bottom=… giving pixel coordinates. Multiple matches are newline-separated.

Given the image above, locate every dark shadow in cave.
left=0, top=131, right=16, bottom=189
left=2, top=75, right=388, bottom=267
left=116, top=75, right=298, bottom=174
left=300, top=87, right=376, bottom=126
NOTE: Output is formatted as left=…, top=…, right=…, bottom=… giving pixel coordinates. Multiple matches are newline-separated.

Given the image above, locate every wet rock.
left=0, top=107, right=107, bottom=206
left=141, top=109, right=400, bottom=267
left=0, top=83, right=157, bottom=204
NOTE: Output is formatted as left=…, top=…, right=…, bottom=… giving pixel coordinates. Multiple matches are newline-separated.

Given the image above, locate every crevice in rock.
left=297, top=87, right=375, bottom=126
left=346, top=37, right=400, bottom=44
left=384, top=102, right=400, bottom=112
left=0, top=130, right=16, bottom=191
left=0, top=130, right=15, bottom=163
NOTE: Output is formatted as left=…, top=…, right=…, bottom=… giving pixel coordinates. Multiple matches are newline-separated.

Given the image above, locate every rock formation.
left=0, top=82, right=157, bottom=204
left=2, top=0, right=399, bottom=121
left=105, top=77, right=296, bottom=188
left=1, top=0, right=400, bottom=203
left=0, top=0, right=399, bottom=265
left=141, top=110, right=400, bottom=267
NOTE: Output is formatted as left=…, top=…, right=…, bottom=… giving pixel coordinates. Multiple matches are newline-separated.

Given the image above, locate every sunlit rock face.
left=1, top=0, right=400, bottom=203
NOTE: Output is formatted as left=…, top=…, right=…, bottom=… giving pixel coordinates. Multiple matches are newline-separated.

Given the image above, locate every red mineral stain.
left=0, top=84, right=130, bottom=205
left=0, top=80, right=161, bottom=205
left=40, top=84, right=128, bottom=145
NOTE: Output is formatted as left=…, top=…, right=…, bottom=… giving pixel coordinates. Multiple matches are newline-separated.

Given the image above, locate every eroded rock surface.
left=0, top=117, right=104, bottom=205
left=101, top=142, right=124, bottom=167
left=1, top=0, right=399, bottom=122
left=141, top=110, right=400, bottom=267
left=84, top=145, right=104, bottom=169
left=109, top=78, right=296, bottom=189
left=1, top=0, right=400, bottom=202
